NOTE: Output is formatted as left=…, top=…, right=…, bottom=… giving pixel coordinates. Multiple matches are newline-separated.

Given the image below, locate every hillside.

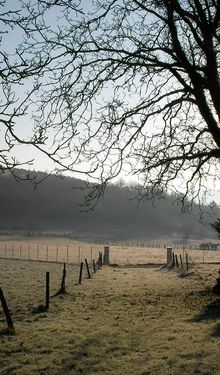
left=0, top=169, right=219, bottom=240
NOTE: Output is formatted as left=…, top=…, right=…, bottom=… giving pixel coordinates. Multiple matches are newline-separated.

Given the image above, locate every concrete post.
left=103, top=245, right=110, bottom=265
left=167, top=247, right=173, bottom=266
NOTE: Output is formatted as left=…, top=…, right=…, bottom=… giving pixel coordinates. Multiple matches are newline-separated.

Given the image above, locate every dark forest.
left=0, top=170, right=219, bottom=241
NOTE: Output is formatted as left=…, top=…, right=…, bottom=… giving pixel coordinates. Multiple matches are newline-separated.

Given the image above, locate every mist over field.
left=0, top=170, right=219, bottom=241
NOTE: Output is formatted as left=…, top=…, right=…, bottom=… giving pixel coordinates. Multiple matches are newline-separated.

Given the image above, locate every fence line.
left=0, top=243, right=102, bottom=265
left=0, top=247, right=105, bottom=335
left=0, top=241, right=219, bottom=265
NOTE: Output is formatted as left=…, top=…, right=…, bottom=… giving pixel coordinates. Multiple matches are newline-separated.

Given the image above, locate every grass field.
left=0, top=234, right=220, bottom=265
left=0, top=237, right=220, bottom=374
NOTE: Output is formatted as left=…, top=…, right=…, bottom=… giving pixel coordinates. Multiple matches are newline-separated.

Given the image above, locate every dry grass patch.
left=0, top=258, right=220, bottom=374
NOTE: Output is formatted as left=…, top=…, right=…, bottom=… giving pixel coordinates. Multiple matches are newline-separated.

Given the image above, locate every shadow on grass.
left=189, top=297, right=220, bottom=323
left=211, top=323, right=220, bottom=337
left=31, top=303, right=48, bottom=314
left=110, top=263, right=164, bottom=269
left=0, top=327, right=15, bottom=336
left=61, top=336, right=103, bottom=374
left=177, top=271, right=195, bottom=278
left=156, top=265, right=196, bottom=278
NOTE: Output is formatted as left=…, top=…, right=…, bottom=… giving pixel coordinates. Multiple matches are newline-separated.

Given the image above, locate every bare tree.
left=1, top=0, right=220, bottom=205
left=0, top=0, right=50, bottom=178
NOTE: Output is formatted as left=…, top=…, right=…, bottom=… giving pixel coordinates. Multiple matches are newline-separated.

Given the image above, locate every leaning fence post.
left=99, top=252, right=103, bottom=267
left=78, top=262, right=83, bottom=284
left=175, top=254, right=179, bottom=268
left=60, top=263, right=66, bottom=293
left=46, top=272, right=50, bottom=310
left=53, top=263, right=67, bottom=296
left=85, top=259, right=91, bottom=279
left=172, top=252, right=175, bottom=267
left=0, top=287, right=15, bottom=334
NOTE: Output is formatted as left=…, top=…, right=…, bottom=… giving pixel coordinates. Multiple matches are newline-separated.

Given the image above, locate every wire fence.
left=0, top=241, right=103, bottom=265
left=0, top=240, right=219, bottom=265
left=109, top=246, right=220, bottom=265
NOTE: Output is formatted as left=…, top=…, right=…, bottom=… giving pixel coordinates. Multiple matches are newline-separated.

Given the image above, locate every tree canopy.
left=211, top=218, right=220, bottom=238
left=1, top=0, right=220, bottom=205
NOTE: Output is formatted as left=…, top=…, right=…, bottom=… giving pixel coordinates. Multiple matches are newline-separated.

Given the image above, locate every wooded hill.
left=0, top=169, right=219, bottom=241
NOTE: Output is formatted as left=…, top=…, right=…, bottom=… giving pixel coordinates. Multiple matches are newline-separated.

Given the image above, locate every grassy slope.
left=0, top=259, right=220, bottom=375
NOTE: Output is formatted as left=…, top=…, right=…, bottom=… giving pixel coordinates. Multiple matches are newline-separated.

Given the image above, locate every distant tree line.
left=0, top=169, right=219, bottom=241
left=211, top=219, right=220, bottom=239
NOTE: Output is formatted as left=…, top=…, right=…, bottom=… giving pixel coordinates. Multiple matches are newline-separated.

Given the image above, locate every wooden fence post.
left=46, top=272, right=50, bottom=310
left=99, top=252, right=103, bottom=267
left=179, top=254, right=183, bottom=269
left=0, top=287, right=15, bottom=334
left=85, top=259, right=91, bottom=279
left=78, top=262, right=83, bottom=284
left=186, top=253, right=189, bottom=271
left=53, top=263, right=67, bottom=296
left=60, top=263, right=66, bottom=293
left=175, top=254, right=179, bottom=268
left=172, top=253, right=175, bottom=267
